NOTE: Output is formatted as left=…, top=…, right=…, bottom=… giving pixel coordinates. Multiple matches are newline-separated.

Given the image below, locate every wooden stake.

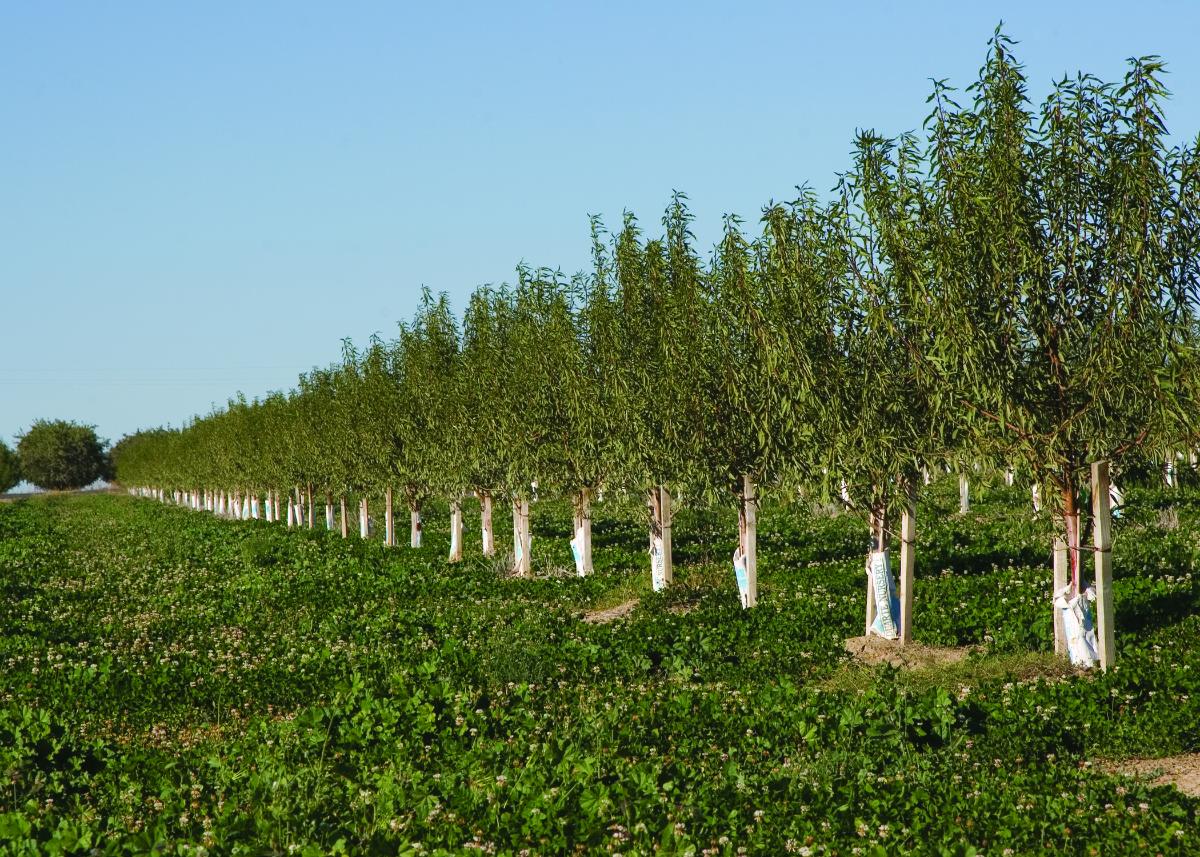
left=384, top=487, right=395, bottom=547
left=899, top=491, right=916, bottom=645
left=481, top=492, right=494, bottom=556
left=649, top=486, right=674, bottom=588
left=1052, top=534, right=1068, bottom=656
left=660, top=487, right=673, bottom=586
left=865, top=507, right=878, bottom=636
left=1091, top=461, right=1116, bottom=671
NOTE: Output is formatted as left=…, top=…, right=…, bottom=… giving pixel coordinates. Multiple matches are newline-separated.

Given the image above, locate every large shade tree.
left=17, top=420, right=108, bottom=491
left=0, top=441, right=21, bottom=493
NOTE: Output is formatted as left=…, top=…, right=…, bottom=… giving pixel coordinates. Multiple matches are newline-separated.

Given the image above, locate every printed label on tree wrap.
left=868, top=550, right=901, bottom=640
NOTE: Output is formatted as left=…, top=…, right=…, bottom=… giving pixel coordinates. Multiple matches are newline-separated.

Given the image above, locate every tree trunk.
left=385, top=487, right=395, bottom=547
left=958, top=474, right=969, bottom=513
left=359, top=497, right=369, bottom=539
left=449, top=498, right=464, bottom=562
left=410, top=500, right=422, bottom=548
left=1052, top=481, right=1083, bottom=660
left=1053, top=534, right=1069, bottom=656
left=286, top=495, right=295, bottom=528
left=571, top=488, right=593, bottom=576
left=512, top=497, right=531, bottom=576
left=864, top=496, right=897, bottom=638
left=648, top=486, right=673, bottom=590
left=736, top=475, right=757, bottom=608
left=480, top=492, right=495, bottom=556
left=340, top=496, right=348, bottom=538
left=306, top=484, right=314, bottom=530
left=325, top=492, right=334, bottom=530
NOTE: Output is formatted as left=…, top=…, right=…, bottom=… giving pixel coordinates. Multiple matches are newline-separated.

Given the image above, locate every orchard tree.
left=696, top=193, right=849, bottom=609
left=490, top=270, right=581, bottom=575
left=825, top=131, right=956, bottom=642
left=611, top=197, right=709, bottom=590
left=17, top=419, right=108, bottom=491
left=924, top=32, right=1200, bottom=666
left=457, top=286, right=515, bottom=557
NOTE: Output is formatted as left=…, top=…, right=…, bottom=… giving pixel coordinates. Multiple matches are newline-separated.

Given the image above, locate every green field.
left=2, top=483, right=1199, bottom=855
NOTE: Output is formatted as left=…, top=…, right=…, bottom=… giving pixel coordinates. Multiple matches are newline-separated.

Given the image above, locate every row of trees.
left=113, top=33, right=1200, bottom=667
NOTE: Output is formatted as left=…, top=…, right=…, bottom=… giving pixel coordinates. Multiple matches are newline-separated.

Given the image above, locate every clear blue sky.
left=3, top=1, right=1199, bottom=449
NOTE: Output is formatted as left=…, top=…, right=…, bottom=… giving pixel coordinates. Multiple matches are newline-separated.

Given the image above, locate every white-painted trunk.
left=480, top=492, right=495, bottom=556
left=571, top=489, right=592, bottom=576
left=384, top=487, right=395, bottom=547
left=512, top=497, right=531, bottom=576
left=359, top=498, right=369, bottom=540
left=449, top=498, right=463, bottom=562
left=410, top=503, right=422, bottom=548
left=735, top=476, right=757, bottom=608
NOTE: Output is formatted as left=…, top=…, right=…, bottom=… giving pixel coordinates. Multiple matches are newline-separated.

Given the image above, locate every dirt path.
left=583, top=599, right=639, bottom=624
left=1103, top=754, right=1200, bottom=797
left=844, top=634, right=977, bottom=669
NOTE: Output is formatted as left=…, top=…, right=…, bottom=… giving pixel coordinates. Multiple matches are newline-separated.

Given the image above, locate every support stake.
left=1092, top=461, right=1116, bottom=671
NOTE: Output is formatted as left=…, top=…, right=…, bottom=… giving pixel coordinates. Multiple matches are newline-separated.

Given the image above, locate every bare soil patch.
left=844, top=634, right=978, bottom=669
left=1103, top=754, right=1200, bottom=797
left=583, top=599, right=639, bottom=624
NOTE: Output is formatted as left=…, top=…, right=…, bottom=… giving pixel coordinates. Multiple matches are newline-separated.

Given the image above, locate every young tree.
left=823, top=131, right=956, bottom=642
left=924, top=32, right=1200, bottom=666
left=457, top=286, right=514, bottom=557
left=611, top=197, right=708, bottom=590
left=393, top=291, right=460, bottom=549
